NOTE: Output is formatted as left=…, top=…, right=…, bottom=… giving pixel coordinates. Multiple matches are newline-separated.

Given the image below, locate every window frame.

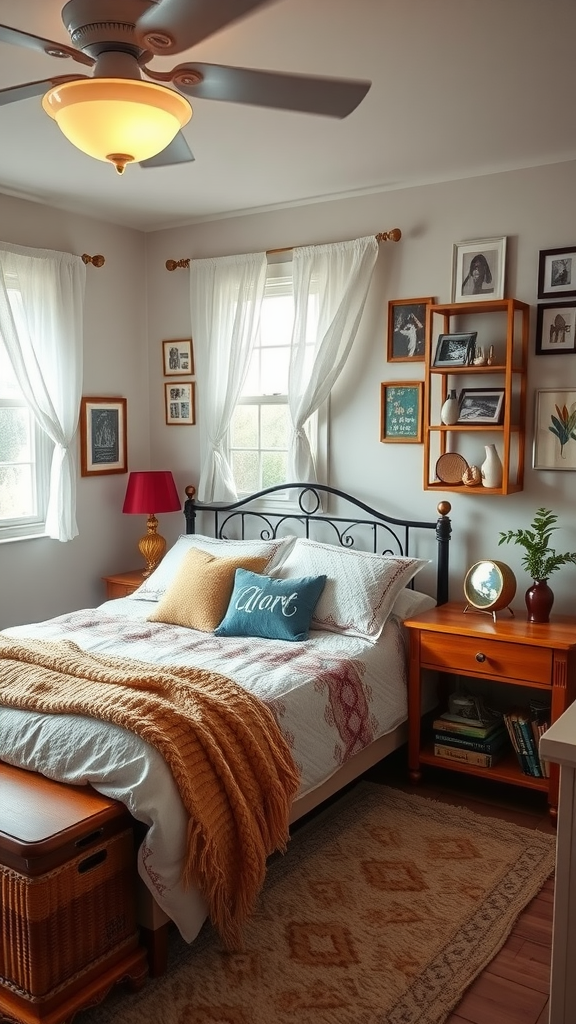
left=227, top=260, right=328, bottom=507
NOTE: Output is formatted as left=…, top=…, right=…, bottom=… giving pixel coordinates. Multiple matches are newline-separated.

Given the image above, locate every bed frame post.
left=184, top=485, right=197, bottom=534
left=435, top=501, right=452, bottom=606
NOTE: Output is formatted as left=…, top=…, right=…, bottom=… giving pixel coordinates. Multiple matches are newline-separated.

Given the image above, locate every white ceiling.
left=0, top=0, right=574, bottom=233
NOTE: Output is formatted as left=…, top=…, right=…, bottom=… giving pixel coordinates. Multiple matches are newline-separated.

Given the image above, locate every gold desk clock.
left=463, top=560, right=517, bottom=621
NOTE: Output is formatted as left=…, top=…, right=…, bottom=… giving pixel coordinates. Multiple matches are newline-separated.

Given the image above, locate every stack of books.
left=432, top=710, right=508, bottom=767
left=503, top=702, right=550, bottom=778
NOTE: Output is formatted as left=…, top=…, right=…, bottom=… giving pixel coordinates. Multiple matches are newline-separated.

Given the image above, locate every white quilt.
left=0, top=596, right=412, bottom=941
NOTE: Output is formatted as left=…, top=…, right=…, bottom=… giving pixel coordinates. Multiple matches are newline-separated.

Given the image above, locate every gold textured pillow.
left=147, top=548, right=270, bottom=632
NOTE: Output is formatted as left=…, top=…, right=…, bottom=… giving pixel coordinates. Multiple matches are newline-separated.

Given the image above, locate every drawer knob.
left=475, top=652, right=486, bottom=663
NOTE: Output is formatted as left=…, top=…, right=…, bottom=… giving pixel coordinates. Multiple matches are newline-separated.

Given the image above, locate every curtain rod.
left=81, top=253, right=105, bottom=267
left=165, top=228, right=401, bottom=271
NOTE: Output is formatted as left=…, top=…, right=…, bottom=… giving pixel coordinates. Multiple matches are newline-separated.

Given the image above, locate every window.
left=0, top=305, right=51, bottom=540
left=229, top=262, right=326, bottom=498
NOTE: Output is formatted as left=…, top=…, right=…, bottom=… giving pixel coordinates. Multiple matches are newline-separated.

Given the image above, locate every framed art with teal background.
left=380, top=381, right=423, bottom=443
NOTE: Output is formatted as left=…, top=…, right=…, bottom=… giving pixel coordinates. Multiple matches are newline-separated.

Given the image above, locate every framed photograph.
left=165, top=382, right=195, bottom=425
left=80, top=397, right=127, bottom=477
left=535, top=302, right=576, bottom=355
left=162, top=338, right=194, bottom=376
left=380, top=381, right=423, bottom=443
left=533, top=388, right=576, bottom=470
left=451, top=237, right=507, bottom=303
left=537, top=246, right=576, bottom=300
left=433, top=332, right=477, bottom=367
left=457, top=387, right=505, bottom=425
left=387, top=297, right=434, bottom=362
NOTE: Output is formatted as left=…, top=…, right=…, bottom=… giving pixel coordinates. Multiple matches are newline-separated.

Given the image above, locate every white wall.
left=2, top=161, right=575, bottom=627
left=0, top=194, right=149, bottom=628
left=144, top=160, right=576, bottom=613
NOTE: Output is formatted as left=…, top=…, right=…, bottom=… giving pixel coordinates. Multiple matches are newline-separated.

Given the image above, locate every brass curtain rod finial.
left=376, top=229, right=402, bottom=243
left=166, top=258, right=190, bottom=271
left=81, top=253, right=105, bottom=267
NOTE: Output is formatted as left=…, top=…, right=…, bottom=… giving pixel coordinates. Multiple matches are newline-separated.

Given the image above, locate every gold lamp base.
left=138, top=514, right=167, bottom=577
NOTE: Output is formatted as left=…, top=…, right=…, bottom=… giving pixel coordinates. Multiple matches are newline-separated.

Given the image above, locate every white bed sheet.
left=0, top=596, right=415, bottom=942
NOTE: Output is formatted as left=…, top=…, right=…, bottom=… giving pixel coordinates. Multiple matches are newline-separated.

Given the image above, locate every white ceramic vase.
left=481, top=443, right=503, bottom=488
left=440, top=389, right=459, bottom=425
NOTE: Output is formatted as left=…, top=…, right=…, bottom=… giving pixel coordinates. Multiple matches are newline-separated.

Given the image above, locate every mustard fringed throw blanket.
left=0, top=637, right=300, bottom=948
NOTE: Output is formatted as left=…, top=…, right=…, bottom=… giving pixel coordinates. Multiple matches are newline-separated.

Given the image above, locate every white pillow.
left=129, top=533, right=295, bottom=602
left=271, top=537, right=429, bottom=641
left=391, top=588, right=436, bottom=621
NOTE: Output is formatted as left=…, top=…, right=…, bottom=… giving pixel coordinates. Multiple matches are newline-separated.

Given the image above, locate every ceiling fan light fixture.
left=41, top=78, right=192, bottom=172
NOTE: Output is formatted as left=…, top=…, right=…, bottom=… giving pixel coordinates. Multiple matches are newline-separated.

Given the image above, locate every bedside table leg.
left=407, top=633, right=423, bottom=784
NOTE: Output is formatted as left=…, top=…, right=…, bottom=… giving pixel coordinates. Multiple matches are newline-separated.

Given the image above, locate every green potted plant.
left=498, top=507, right=576, bottom=622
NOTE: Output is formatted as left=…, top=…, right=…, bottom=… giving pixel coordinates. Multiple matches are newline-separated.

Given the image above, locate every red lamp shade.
left=122, top=471, right=180, bottom=577
left=122, top=470, right=180, bottom=515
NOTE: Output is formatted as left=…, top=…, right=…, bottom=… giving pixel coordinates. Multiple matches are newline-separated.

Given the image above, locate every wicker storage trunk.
left=0, top=763, right=148, bottom=1024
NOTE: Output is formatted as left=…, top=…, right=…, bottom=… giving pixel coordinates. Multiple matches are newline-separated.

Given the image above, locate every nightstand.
left=404, top=601, right=576, bottom=819
left=102, top=570, right=146, bottom=599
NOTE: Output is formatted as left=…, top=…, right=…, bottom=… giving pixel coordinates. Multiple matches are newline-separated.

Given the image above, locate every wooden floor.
left=365, top=748, right=555, bottom=1024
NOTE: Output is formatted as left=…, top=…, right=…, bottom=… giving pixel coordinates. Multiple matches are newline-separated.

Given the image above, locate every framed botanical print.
left=380, top=381, right=423, bottom=442
left=80, top=397, right=127, bottom=476
left=533, top=388, right=576, bottom=470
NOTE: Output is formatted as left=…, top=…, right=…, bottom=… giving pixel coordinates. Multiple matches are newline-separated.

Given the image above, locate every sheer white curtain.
left=0, top=241, right=86, bottom=541
left=287, top=235, right=379, bottom=481
left=190, top=251, right=267, bottom=503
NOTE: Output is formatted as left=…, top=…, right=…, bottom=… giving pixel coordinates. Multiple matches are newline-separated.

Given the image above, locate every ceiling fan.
left=0, top=0, right=371, bottom=173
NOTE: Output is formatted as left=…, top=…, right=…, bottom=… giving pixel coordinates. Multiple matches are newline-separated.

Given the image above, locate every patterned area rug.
left=81, top=782, right=555, bottom=1024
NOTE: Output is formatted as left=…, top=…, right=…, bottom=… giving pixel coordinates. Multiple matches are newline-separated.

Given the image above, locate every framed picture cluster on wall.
left=162, top=338, right=196, bottom=424
left=535, top=246, right=576, bottom=356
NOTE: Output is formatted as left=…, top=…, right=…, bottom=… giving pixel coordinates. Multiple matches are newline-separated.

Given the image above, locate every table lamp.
left=122, top=470, right=181, bottom=577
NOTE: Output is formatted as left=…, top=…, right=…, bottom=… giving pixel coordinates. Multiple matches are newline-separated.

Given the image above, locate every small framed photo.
left=165, top=382, right=195, bottom=425
left=535, top=302, right=576, bottom=355
left=457, top=387, right=505, bottom=425
left=433, top=332, right=477, bottom=367
left=387, top=297, right=434, bottom=362
left=80, top=397, right=127, bottom=477
left=537, top=246, right=576, bottom=300
left=162, top=338, right=194, bottom=376
left=533, top=388, right=576, bottom=470
left=451, top=237, right=507, bottom=303
left=380, top=381, right=423, bottom=443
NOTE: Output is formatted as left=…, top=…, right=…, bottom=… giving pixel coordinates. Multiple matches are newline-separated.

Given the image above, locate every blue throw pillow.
left=214, top=569, right=327, bottom=642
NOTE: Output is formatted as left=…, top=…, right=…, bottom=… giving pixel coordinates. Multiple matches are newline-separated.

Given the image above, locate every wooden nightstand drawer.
left=102, top=570, right=145, bottom=599
left=419, top=631, right=553, bottom=685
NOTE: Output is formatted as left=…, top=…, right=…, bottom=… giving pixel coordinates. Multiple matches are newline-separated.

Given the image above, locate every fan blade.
left=139, top=131, right=195, bottom=168
left=0, top=23, right=94, bottom=67
left=135, top=0, right=278, bottom=55
left=0, top=75, right=88, bottom=107
left=145, top=62, right=371, bottom=118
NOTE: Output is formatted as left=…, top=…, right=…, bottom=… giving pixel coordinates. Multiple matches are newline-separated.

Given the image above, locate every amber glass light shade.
left=122, top=471, right=181, bottom=577
left=41, top=79, right=192, bottom=173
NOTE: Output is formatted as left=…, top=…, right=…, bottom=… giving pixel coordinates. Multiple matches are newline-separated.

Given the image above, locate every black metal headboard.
left=183, top=483, right=451, bottom=605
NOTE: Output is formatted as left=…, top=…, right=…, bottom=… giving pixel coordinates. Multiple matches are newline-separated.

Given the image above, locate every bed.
left=0, top=482, right=451, bottom=973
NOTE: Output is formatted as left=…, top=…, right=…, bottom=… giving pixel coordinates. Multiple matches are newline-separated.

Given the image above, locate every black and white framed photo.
left=457, top=387, right=505, bottom=425
left=537, top=246, right=576, bottom=300
left=79, top=396, right=127, bottom=476
left=162, top=338, right=194, bottom=376
left=433, top=332, right=477, bottom=367
left=387, top=297, right=434, bottom=362
left=164, top=382, right=196, bottom=425
left=451, top=237, right=507, bottom=303
left=535, top=302, right=576, bottom=355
